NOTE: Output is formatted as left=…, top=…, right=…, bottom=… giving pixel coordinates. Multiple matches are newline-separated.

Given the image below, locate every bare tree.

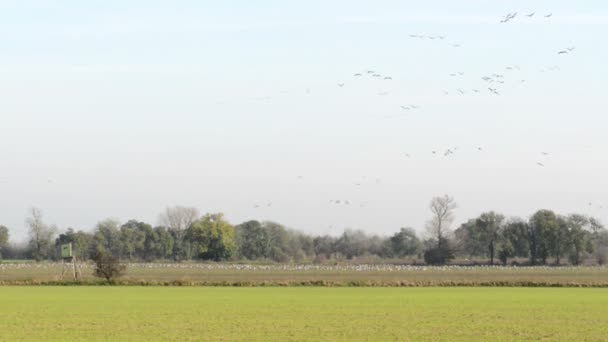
left=159, top=206, right=199, bottom=232
left=25, top=207, right=56, bottom=262
left=158, top=206, right=199, bottom=260
left=426, top=195, right=457, bottom=249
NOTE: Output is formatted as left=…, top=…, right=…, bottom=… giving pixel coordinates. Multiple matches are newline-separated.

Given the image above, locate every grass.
left=2, top=262, right=608, bottom=286
left=0, top=287, right=607, bottom=341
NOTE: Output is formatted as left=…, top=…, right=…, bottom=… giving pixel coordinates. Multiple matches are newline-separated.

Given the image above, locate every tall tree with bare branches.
left=158, top=206, right=199, bottom=260
left=426, top=195, right=457, bottom=249
left=25, top=207, right=55, bottom=262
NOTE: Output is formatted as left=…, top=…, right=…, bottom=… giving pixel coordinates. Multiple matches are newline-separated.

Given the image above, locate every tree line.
left=1, top=197, right=607, bottom=266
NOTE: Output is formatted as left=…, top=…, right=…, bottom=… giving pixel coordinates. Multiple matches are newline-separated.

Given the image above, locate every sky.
left=1, top=1, right=607, bottom=241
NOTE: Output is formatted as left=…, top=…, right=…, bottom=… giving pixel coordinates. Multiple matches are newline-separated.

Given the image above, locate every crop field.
left=0, top=287, right=606, bottom=341
left=2, top=262, right=608, bottom=286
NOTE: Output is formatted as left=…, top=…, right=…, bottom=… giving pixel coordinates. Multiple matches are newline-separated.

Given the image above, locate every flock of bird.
left=500, top=12, right=553, bottom=23
left=331, top=10, right=579, bottom=169
left=248, top=11, right=605, bottom=218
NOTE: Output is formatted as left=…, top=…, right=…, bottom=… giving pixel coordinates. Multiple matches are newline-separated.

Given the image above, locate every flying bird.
left=545, top=13, right=553, bottom=18
left=537, top=162, right=545, bottom=167
left=384, top=76, right=392, bottom=80
left=527, top=13, right=535, bottom=17
left=337, top=83, right=345, bottom=87
left=354, top=73, right=362, bottom=77
left=500, top=12, right=518, bottom=23
left=488, top=88, right=500, bottom=95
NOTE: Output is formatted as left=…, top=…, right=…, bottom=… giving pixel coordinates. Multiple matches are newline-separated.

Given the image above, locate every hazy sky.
left=1, top=1, right=607, bottom=241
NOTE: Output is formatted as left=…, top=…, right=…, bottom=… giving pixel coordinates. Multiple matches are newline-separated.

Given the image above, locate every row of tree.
left=1, top=198, right=607, bottom=265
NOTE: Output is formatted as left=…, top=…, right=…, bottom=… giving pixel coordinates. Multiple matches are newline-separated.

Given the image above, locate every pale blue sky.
left=1, top=1, right=607, bottom=241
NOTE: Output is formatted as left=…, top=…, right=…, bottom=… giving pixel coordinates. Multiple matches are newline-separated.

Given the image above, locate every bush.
left=423, top=246, right=455, bottom=265
left=92, top=251, right=126, bottom=281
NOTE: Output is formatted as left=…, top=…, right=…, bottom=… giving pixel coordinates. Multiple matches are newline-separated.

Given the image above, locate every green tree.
left=565, top=214, right=592, bottom=265
left=235, top=220, right=269, bottom=260
left=0, top=225, right=9, bottom=260
left=263, top=221, right=292, bottom=262
left=423, top=237, right=455, bottom=265
left=185, top=213, right=236, bottom=261
left=158, top=206, right=199, bottom=261
left=153, top=226, right=174, bottom=260
left=551, top=216, right=572, bottom=265
left=528, top=210, right=559, bottom=265
left=454, top=219, right=487, bottom=258
left=388, top=227, right=421, bottom=258
left=502, top=219, right=530, bottom=259
left=92, top=219, right=122, bottom=257
left=119, top=220, right=146, bottom=260
left=476, top=212, right=505, bottom=265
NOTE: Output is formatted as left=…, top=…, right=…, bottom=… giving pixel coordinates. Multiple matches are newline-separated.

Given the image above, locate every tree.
left=92, top=250, right=126, bottom=282
left=502, top=219, right=530, bottom=259
left=185, top=213, right=236, bottom=261
left=335, top=229, right=369, bottom=259
left=497, top=240, right=515, bottom=266
left=159, top=206, right=199, bottom=261
left=0, top=225, right=9, bottom=260
left=423, top=237, right=455, bottom=265
left=565, top=214, right=593, bottom=265
left=235, top=220, right=269, bottom=260
left=25, top=208, right=55, bottom=262
left=91, top=219, right=122, bottom=257
left=313, top=235, right=336, bottom=260
left=388, top=227, right=421, bottom=258
left=263, top=221, right=292, bottom=262
left=119, top=220, right=147, bottom=260
left=476, top=212, right=505, bottom=265
left=426, top=195, right=457, bottom=249
left=455, top=219, right=488, bottom=258
left=528, top=210, right=559, bottom=265
left=153, top=226, right=174, bottom=260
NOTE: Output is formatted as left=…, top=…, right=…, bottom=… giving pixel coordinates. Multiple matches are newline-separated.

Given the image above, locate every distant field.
left=2, top=262, right=608, bottom=286
left=0, top=287, right=607, bottom=341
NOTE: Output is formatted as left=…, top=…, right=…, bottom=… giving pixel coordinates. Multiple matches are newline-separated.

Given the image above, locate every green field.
left=0, top=287, right=607, bottom=341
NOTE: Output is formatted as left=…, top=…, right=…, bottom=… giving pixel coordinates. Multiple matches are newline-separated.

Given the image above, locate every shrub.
left=92, top=251, right=126, bottom=281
